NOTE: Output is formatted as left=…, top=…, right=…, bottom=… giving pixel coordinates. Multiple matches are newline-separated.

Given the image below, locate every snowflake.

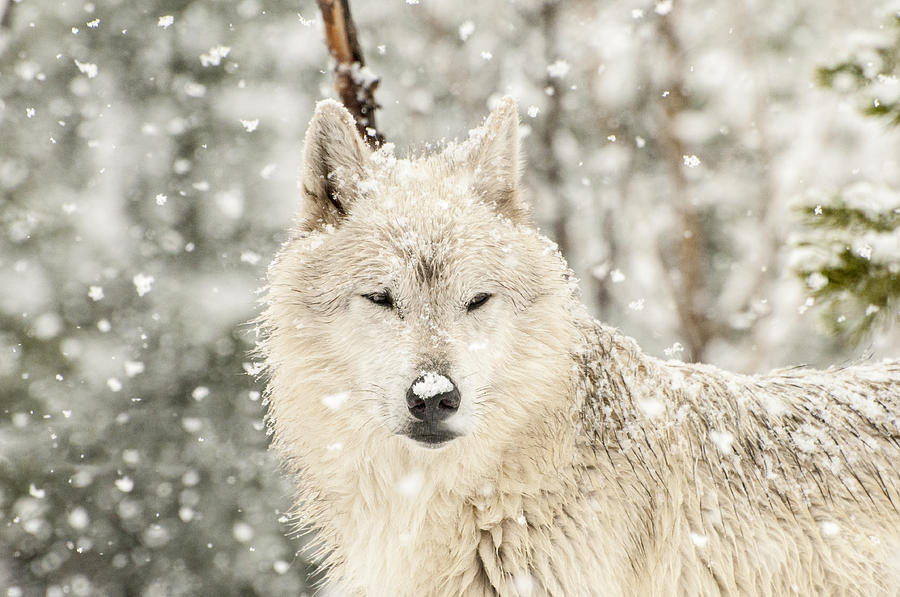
left=74, top=59, right=98, bottom=79
left=200, top=45, right=231, bottom=67
left=133, top=273, right=155, bottom=296
left=682, top=154, right=701, bottom=168
left=459, top=20, right=475, bottom=41
left=547, top=59, right=570, bottom=79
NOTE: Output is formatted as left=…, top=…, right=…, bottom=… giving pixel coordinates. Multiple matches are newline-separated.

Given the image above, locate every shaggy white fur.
left=261, top=98, right=900, bottom=596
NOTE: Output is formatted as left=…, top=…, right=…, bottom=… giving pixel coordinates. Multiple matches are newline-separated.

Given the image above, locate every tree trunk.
left=656, top=13, right=710, bottom=362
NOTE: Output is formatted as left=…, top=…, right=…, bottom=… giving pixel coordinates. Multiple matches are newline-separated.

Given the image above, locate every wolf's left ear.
left=298, top=99, right=371, bottom=231
left=468, top=97, right=529, bottom=223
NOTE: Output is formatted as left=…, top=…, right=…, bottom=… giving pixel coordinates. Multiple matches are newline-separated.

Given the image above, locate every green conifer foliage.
left=794, top=18, right=900, bottom=340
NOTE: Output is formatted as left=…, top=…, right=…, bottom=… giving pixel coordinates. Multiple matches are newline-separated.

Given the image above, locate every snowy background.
left=1, top=0, right=899, bottom=595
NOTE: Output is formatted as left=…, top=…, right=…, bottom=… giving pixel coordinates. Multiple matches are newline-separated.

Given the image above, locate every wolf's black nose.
left=406, top=373, right=460, bottom=423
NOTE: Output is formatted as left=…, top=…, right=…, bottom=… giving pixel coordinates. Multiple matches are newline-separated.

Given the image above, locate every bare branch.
left=317, top=0, right=383, bottom=148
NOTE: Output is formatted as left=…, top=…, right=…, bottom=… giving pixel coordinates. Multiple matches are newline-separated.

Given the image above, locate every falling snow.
left=1, top=1, right=899, bottom=595
left=690, top=532, right=709, bottom=547
left=124, top=361, right=145, bottom=377
left=73, top=59, right=98, bottom=78
left=321, top=390, right=351, bottom=410
left=200, top=45, right=231, bottom=67
left=240, top=118, right=259, bottom=132
left=115, top=476, right=134, bottom=493
left=709, top=430, right=735, bottom=453
left=546, top=59, right=570, bottom=79
left=397, top=470, right=425, bottom=496
left=682, top=154, right=701, bottom=168
left=459, top=20, right=476, bottom=41
left=132, top=273, right=155, bottom=296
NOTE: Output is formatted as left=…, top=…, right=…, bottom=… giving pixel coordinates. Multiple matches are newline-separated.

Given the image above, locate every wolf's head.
left=264, top=98, right=583, bottom=484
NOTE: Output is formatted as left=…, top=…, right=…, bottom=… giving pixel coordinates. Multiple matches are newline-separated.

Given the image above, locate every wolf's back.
left=575, top=320, right=900, bottom=596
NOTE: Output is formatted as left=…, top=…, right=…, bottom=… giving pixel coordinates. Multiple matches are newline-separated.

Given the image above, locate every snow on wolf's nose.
left=406, top=372, right=460, bottom=423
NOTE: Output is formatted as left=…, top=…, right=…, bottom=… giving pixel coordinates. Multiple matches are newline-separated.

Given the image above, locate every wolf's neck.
left=319, top=433, right=643, bottom=597
left=313, top=329, right=652, bottom=596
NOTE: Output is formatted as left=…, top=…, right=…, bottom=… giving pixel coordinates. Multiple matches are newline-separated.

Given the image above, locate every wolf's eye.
left=466, top=293, right=492, bottom=312
left=363, top=291, right=394, bottom=309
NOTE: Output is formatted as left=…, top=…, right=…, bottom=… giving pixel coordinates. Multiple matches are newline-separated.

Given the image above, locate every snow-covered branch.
left=317, top=0, right=384, bottom=148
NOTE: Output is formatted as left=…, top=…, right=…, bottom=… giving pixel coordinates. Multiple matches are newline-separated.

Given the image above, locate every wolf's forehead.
left=375, top=225, right=469, bottom=283
left=352, top=161, right=507, bottom=281
left=343, top=206, right=497, bottom=289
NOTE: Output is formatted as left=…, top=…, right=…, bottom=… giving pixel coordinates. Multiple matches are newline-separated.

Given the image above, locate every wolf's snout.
left=406, top=373, right=460, bottom=423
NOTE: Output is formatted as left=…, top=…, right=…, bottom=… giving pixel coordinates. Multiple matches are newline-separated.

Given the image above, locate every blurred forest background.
left=1, top=0, right=898, bottom=595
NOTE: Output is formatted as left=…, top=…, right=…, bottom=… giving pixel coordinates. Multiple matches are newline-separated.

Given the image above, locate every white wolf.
left=261, top=97, right=900, bottom=596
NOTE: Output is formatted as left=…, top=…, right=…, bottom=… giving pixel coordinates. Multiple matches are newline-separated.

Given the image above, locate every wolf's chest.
left=336, top=494, right=488, bottom=596
left=333, top=476, right=630, bottom=597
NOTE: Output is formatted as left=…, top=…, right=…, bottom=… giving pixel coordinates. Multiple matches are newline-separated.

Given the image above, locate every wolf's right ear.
left=298, top=100, right=371, bottom=231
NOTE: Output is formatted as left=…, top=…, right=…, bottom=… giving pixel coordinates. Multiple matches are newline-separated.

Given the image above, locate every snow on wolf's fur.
left=261, top=98, right=900, bottom=596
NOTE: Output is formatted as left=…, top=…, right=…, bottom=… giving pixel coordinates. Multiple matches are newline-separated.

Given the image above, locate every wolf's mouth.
left=403, top=423, right=458, bottom=448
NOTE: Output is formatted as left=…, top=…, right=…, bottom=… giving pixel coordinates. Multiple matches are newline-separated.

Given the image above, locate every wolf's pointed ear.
left=299, top=99, right=371, bottom=231
left=468, top=97, right=528, bottom=223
